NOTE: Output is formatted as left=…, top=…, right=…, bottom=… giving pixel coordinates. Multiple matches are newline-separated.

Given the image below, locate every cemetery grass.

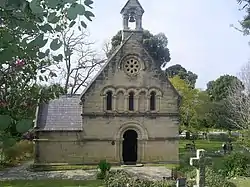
left=0, top=180, right=103, bottom=187
left=230, top=177, right=250, bottom=187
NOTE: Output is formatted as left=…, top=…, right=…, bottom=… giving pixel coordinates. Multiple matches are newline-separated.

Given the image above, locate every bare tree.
left=102, top=39, right=112, bottom=59
left=225, top=61, right=250, bottom=148
left=57, top=28, right=105, bottom=95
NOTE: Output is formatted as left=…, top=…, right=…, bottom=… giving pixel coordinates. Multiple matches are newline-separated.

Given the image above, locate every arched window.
left=128, top=92, right=134, bottom=111
left=106, top=91, right=113, bottom=111
left=150, top=91, right=156, bottom=111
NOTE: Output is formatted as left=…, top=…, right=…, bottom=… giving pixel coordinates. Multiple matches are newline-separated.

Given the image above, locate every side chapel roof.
left=35, top=95, right=82, bottom=131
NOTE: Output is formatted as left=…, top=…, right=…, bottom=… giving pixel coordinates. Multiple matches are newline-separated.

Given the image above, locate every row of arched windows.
left=105, top=90, right=158, bottom=112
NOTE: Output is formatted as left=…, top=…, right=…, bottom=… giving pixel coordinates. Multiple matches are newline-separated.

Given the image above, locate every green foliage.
left=206, top=75, right=243, bottom=102
left=97, top=160, right=111, bottom=179
left=166, top=64, right=198, bottom=88
left=186, top=167, right=235, bottom=187
left=104, top=170, right=175, bottom=187
left=0, top=0, right=94, bottom=59
left=237, top=0, right=250, bottom=35
left=0, top=0, right=90, bottom=152
left=110, top=30, right=171, bottom=68
left=0, top=115, right=12, bottom=131
left=1, top=140, right=33, bottom=165
left=222, top=152, right=250, bottom=178
left=170, top=76, right=211, bottom=132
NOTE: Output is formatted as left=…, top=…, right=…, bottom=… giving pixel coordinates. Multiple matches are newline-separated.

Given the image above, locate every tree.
left=109, top=30, right=171, bottom=68
left=170, top=76, right=207, bottom=137
left=206, top=100, right=237, bottom=131
left=166, top=64, right=198, bottom=88
left=0, top=0, right=94, bottom=149
left=206, top=75, right=243, bottom=101
left=1, top=0, right=95, bottom=64
left=237, top=0, right=250, bottom=35
left=55, top=28, right=105, bottom=94
left=225, top=61, right=250, bottom=148
left=205, top=75, right=243, bottom=131
left=225, top=61, right=250, bottom=129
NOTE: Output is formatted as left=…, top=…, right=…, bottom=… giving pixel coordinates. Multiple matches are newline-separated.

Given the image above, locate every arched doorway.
left=122, top=129, right=138, bottom=165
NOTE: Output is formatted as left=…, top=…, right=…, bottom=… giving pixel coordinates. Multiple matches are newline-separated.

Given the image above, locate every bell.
left=129, top=16, right=136, bottom=22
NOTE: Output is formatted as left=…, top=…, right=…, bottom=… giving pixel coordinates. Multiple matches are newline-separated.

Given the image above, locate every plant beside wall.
left=104, top=170, right=175, bottom=187
left=96, top=160, right=111, bottom=179
left=1, top=140, right=33, bottom=166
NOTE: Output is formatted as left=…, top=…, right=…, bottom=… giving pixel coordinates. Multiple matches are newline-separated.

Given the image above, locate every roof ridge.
left=79, top=33, right=134, bottom=99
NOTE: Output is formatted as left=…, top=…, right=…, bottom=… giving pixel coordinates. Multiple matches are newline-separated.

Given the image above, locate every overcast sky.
left=85, top=0, right=250, bottom=89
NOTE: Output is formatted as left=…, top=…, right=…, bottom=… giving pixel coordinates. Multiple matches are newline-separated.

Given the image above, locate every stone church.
left=34, top=0, right=180, bottom=165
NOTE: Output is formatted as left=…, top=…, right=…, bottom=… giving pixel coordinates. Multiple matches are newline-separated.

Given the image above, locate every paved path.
left=0, top=162, right=171, bottom=181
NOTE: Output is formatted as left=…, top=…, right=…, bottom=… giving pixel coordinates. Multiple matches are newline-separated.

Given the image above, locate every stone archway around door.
left=122, top=129, right=138, bottom=165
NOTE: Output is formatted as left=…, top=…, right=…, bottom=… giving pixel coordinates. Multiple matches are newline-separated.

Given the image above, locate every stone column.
left=113, top=95, right=116, bottom=111
left=103, top=95, right=106, bottom=111
left=157, top=95, right=161, bottom=112
left=115, top=139, right=121, bottom=162
left=124, top=94, right=128, bottom=111
left=136, top=15, right=142, bottom=30
left=146, top=96, right=150, bottom=112
left=135, top=95, right=139, bottom=112
left=119, top=139, right=124, bottom=164
left=137, top=139, right=142, bottom=163
left=123, top=14, right=129, bottom=30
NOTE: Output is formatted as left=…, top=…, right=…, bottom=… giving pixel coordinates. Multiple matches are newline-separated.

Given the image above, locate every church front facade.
left=34, top=0, right=180, bottom=165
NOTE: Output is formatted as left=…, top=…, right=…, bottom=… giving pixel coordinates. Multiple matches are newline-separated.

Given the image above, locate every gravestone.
left=190, top=149, right=212, bottom=187
left=176, top=177, right=186, bottom=187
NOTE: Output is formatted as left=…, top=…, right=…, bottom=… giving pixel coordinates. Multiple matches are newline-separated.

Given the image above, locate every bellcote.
left=120, top=0, right=144, bottom=41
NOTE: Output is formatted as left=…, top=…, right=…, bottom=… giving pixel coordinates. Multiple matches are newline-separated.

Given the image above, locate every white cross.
left=190, top=149, right=212, bottom=187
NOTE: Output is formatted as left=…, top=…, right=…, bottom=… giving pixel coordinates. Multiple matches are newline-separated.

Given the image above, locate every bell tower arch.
left=120, top=0, right=144, bottom=41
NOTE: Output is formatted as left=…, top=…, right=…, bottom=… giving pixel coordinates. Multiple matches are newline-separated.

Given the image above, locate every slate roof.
left=35, top=95, right=82, bottom=131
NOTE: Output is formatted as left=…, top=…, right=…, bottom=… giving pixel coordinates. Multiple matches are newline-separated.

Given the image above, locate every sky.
left=84, top=0, right=250, bottom=89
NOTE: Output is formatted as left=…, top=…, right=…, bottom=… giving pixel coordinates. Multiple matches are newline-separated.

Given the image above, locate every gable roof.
left=136, top=41, right=181, bottom=99
left=80, top=31, right=181, bottom=100
left=80, top=33, right=133, bottom=100
left=35, top=95, right=82, bottom=131
left=120, top=0, right=144, bottom=14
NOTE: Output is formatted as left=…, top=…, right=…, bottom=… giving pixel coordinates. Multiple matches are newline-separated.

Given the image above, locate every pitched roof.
left=80, top=31, right=181, bottom=100
left=80, top=33, right=133, bottom=99
left=35, top=95, right=82, bottom=131
left=120, top=0, right=144, bottom=14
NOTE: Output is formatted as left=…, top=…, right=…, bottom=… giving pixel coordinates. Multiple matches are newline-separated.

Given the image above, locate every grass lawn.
left=0, top=180, right=103, bottom=187
left=29, top=164, right=97, bottom=171
left=231, top=178, right=250, bottom=187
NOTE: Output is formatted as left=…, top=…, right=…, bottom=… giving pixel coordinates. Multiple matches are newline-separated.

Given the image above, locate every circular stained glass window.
left=123, top=58, right=140, bottom=76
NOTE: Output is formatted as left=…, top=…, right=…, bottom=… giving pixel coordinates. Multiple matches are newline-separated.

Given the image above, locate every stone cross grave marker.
left=190, top=149, right=212, bottom=187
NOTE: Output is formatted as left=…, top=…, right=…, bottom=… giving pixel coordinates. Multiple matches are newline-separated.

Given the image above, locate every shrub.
left=208, top=133, right=229, bottom=141
left=186, top=167, right=235, bottom=187
left=3, top=140, right=33, bottom=164
left=97, top=160, right=111, bottom=179
left=104, top=170, right=175, bottom=187
left=222, top=152, right=250, bottom=178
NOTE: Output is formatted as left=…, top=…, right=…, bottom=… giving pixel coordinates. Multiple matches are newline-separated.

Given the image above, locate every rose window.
left=123, top=58, right=140, bottom=76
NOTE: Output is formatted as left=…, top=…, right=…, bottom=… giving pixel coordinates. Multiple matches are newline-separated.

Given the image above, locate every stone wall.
left=35, top=34, right=180, bottom=165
